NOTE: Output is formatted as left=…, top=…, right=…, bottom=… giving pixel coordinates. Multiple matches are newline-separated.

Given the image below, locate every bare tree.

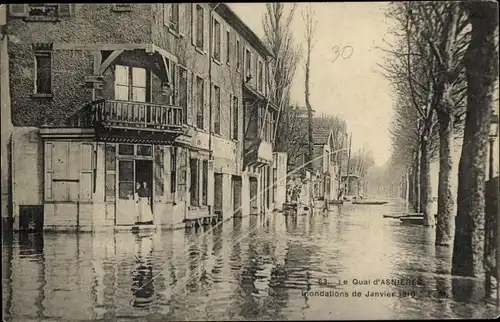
left=302, top=3, right=318, bottom=171
left=452, top=1, right=499, bottom=278
left=262, top=3, right=302, bottom=155
left=380, top=2, right=438, bottom=223
left=406, top=1, right=470, bottom=246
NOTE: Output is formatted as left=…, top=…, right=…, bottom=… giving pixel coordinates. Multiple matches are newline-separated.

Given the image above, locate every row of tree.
left=383, top=1, right=498, bottom=277
left=262, top=4, right=353, bottom=173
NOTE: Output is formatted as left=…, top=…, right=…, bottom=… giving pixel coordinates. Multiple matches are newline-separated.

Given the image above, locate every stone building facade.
left=2, top=3, right=283, bottom=232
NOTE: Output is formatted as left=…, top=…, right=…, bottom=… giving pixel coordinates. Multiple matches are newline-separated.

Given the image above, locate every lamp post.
left=488, top=112, right=498, bottom=180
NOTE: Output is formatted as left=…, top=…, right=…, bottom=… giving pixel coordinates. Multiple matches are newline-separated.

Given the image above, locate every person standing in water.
left=137, top=181, right=154, bottom=225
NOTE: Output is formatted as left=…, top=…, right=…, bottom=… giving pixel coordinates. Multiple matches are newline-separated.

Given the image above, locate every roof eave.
left=214, top=3, right=274, bottom=59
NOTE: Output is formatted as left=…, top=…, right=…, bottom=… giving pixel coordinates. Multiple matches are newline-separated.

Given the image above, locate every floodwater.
left=2, top=200, right=499, bottom=320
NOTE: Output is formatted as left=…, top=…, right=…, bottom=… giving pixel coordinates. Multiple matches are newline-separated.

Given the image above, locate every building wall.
left=1, top=4, right=13, bottom=222
left=6, top=3, right=273, bottom=229
left=11, top=128, right=43, bottom=231
left=7, top=4, right=152, bottom=127
left=273, top=152, right=287, bottom=210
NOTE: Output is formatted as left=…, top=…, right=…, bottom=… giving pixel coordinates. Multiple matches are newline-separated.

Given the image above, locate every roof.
left=312, top=127, right=332, bottom=145
left=213, top=4, right=273, bottom=58
left=301, top=119, right=333, bottom=146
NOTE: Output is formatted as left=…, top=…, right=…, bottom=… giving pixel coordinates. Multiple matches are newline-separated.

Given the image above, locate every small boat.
left=383, top=213, right=423, bottom=219
left=352, top=200, right=388, bottom=205
left=400, top=216, right=424, bottom=225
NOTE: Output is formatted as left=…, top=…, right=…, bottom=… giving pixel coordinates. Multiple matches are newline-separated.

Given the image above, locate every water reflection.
left=131, top=233, right=155, bottom=308
left=2, top=201, right=499, bottom=320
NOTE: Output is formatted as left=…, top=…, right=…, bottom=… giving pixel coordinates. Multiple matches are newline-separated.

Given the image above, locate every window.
left=190, top=158, right=199, bottom=206
left=114, top=65, right=148, bottom=102
left=245, top=48, right=252, bottom=77
left=170, top=3, right=179, bottom=31
left=196, top=5, right=204, bottom=50
left=34, top=52, right=52, bottom=95
left=178, top=67, right=188, bottom=123
left=196, top=76, right=204, bottom=129
left=164, top=4, right=179, bottom=32
left=258, top=60, right=263, bottom=92
left=105, top=144, right=116, bottom=202
left=232, top=96, right=239, bottom=140
left=226, top=30, right=231, bottom=64
left=213, top=18, right=221, bottom=61
left=236, top=39, right=241, bottom=70
left=202, top=160, right=208, bottom=205
left=213, top=85, right=221, bottom=134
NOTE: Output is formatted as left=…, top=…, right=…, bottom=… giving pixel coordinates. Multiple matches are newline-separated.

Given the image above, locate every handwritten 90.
left=331, top=45, right=354, bottom=62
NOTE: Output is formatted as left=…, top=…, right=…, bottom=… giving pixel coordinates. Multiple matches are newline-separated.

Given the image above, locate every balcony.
left=68, top=100, right=185, bottom=143
left=243, top=138, right=273, bottom=170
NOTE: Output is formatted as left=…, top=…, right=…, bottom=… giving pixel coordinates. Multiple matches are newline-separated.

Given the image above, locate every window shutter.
left=207, top=160, right=214, bottom=207
left=178, top=4, right=186, bottom=36
left=174, top=66, right=180, bottom=105
left=204, top=78, right=209, bottom=130
left=45, top=142, right=54, bottom=201
left=203, top=7, right=209, bottom=53
left=191, top=4, right=196, bottom=46
left=163, top=3, right=170, bottom=27
left=186, top=71, right=192, bottom=126
left=9, top=4, right=27, bottom=17
left=58, top=4, right=74, bottom=17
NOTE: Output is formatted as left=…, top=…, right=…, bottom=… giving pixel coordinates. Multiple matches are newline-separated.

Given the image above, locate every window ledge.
left=167, top=27, right=180, bottom=37
left=195, top=47, right=206, bottom=55
left=111, top=8, right=132, bottom=12
left=212, top=57, right=222, bottom=65
left=31, top=93, right=54, bottom=99
left=24, top=16, right=60, bottom=22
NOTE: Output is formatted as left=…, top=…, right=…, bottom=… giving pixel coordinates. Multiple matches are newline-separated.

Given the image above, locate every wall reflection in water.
left=131, top=233, right=155, bottom=308
left=2, top=201, right=500, bottom=320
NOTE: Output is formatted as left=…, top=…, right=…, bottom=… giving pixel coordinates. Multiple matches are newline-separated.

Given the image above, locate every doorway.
left=214, top=173, right=223, bottom=216
left=116, top=159, right=153, bottom=226
left=249, top=176, right=258, bottom=215
left=232, top=175, right=242, bottom=218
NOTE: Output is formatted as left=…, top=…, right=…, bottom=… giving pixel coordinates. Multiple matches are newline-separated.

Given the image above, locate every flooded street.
left=3, top=200, right=499, bottom=320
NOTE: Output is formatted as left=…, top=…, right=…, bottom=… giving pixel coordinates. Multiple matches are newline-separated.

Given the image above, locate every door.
left=249, top=176, right=258, bottom=215
left=116, top=160, right=137, bottom=225
left=232, top=175, right=242, bottom=217
left=214, top=173, right=223, bottom=215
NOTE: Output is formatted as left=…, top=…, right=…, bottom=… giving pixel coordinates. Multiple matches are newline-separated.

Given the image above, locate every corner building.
left=4, top=3, right=281, bottom=232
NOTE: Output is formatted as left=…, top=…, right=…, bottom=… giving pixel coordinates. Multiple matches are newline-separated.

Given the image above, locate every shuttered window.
left=34, top=51, right=52, bottom=94
left=10, top=4, right=74, bottom=19
left=45, top=142, right=93, bottom=202
left=202, top=160, right=208, bottom=205
left=105, top=144, right=116, bottom=202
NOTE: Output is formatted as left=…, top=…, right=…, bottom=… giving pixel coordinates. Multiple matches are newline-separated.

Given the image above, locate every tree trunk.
left=305, top=51, right=314, bottom=171
left=420, top=137, right=433, bottom=226
left=452, top=1, right=498, bottom=278
left=414, top=149, right=421, bottom=213
left=436, top=109, right=455, bottom=246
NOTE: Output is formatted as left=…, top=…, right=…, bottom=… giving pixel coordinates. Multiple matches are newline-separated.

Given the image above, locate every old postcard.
left=1, top=2, right=499, bottom=320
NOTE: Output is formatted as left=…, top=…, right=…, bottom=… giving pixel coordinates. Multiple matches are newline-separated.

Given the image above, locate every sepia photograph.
left=1, top=2, right=499, bottom=320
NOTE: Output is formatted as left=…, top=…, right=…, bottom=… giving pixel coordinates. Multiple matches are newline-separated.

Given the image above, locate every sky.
left=229, top=2, right=395, bottom=166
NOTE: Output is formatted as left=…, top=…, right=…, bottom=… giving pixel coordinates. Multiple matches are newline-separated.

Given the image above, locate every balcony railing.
left=68, top=99, right=184, bottom=132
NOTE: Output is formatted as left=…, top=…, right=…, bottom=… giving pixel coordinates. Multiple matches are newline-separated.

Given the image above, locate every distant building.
left=288, top=118, right=338, bottom=202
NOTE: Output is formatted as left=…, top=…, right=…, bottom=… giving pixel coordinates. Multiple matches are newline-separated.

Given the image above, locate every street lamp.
left=489, top=111, right=499, bottom=180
